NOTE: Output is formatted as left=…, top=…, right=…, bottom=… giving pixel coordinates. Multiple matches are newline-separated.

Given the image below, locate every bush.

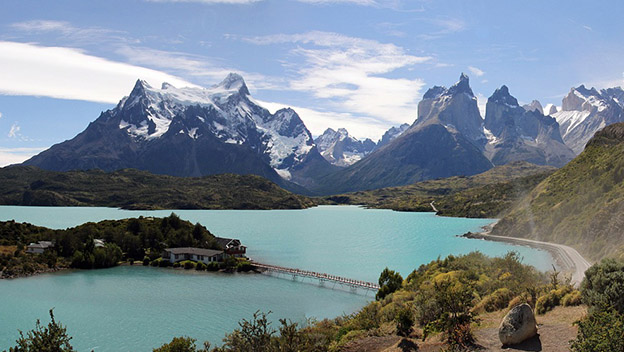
left=128, top=258, right=134, bottom=265
left=173, top=262, right=180, bottom=268
left=236, top=261, right=253, bottom=272
left=475, top=287, right=514, bottom=312
left=536, top=286, right=572, bottom=314
left=562, top=291, right=582, bottom=307
left=395, top=307, right=414, bottom=336
left=571, top=309, right=624, bottom=351
left=6, top=309, right=74, bottom=351
left=150, top=259, right=160, bottom=267
left=196, top=262, right=207, bottom=271
left=143, top=256, right=150, bottom=266
left=159, top=260, right=170, bottom=267
left=581, top=258, right=624, bottom=314
left=206, top=262, right=219, bottom=272
left=183, top=261, right=195, bottom=270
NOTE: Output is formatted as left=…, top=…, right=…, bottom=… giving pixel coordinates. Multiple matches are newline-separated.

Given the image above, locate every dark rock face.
left=554, top=85, right=624, bottom=154
left=310, top=74, right=493, bottom=194
left=376, top=123, right=410, bottom=149
left=24, top=74, right=334, bottom=191
left=315, top=128, right=376, bottom=167
left=484, top=86, right=575, bottom=167
left=499, top=303, right=538, bottom=345
left=416, top=73, right=486, bottom=148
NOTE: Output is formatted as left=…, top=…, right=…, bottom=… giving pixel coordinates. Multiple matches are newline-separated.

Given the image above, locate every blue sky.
left=0, top=0, right=623, bottom=165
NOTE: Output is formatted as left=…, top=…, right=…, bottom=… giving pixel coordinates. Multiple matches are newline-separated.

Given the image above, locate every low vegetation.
left=5, top=251, right=596, bottom=351
left=323, top=161, right=555, bottom=218
left=571, top=258, right=624, bottom=351
left=0, top=214, right=220, bottom=278
left=0, top=166, right=315, bottom=210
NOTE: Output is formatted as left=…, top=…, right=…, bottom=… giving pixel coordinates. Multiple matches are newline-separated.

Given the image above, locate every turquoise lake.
left=0, top=205, right=554, bottom=351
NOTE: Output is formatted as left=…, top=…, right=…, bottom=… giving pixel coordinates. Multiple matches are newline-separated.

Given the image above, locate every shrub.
left=143, top=257, right=150, bottom=266
left=571, top=309, right=624, bottom=351
left=128, top=258, right=134, bottom=265
left=395, top=307, right=414, bottom=336
left=183, top=261, right=195, bottom=270
left=535, top=286, right=572, bottom=314
left=475, top=287, right=514, bottom=312
left=562, top=291, right=582, bottom=307
left=196, top=262, right=207, bottom=271
left=581, top=258, right=624, bottom=314
left=150, top=259, right=159, bottom=267
left=6, top=309, right=74, bottom=352
left=206, top=262, right=220, bottom=272
left=173, top=262, right=180, bottom=268
left=236, top=261, right=253, bottom=272
left=159, top=260, right=170, bottom=268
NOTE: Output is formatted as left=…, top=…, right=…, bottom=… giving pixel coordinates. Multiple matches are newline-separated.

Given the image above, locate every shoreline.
left=461, top=222, right=592, bottom=286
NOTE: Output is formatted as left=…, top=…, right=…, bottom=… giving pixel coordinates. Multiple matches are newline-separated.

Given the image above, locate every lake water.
left=0, top=206, right=554, bottom=351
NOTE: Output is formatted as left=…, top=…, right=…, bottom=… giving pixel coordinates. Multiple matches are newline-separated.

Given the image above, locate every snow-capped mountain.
left=24, top=73, right=333, bottom=189
left=376, top=123, right=409, bottom=148
left=552, top=85, right=624, bottom=154
left=484, top=86, right=575, bottom=167
left=314, top=128, right=376, bottom=167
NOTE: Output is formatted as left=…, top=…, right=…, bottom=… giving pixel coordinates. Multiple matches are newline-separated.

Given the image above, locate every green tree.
left=423, top=280, right=478, bottom=349
left=218, top=311, right=275, bottom=352
left=395, top=307, right=414, bottom=337
left=376, top=268, right=403, bottom=300
left=581, top=258, right=624, bottom=313
left=153, top=336, right=210, bottom=352
left=571, top=309, right=624, bottom=352
left=6, top=309, right=74, bottom=352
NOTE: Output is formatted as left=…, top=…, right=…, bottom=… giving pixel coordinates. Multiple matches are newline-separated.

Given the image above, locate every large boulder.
left=498, top=303, right=538, bottom=345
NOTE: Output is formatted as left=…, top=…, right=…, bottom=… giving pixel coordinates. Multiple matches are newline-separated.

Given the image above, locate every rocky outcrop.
left=499, top=303, right=538, bottom=345
left=376, top=123, right=410, bottom=148
left=484, top=86, right=575, bottom=167
left=523, top=100, right=544, bottom=114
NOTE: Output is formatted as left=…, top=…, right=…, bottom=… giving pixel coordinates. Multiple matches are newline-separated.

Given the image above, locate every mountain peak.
left=217, top=73, right=249, bottom=95
left=489, top=85, right=519, bottom=107
left=448, top=73, right=474, bottom=96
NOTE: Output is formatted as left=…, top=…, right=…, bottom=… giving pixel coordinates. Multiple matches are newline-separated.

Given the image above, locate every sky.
left=0, top=0, right=623, bottom=166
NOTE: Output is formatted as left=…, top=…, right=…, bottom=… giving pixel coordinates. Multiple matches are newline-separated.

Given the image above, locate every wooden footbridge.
left=251, top=261, right=380, bottom=292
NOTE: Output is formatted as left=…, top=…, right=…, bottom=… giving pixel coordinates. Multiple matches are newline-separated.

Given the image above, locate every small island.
left=0, top=213, right=253, bottom=279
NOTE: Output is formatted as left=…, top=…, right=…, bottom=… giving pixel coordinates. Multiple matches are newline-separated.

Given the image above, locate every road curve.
left=467, top=231, right=592, bottom=287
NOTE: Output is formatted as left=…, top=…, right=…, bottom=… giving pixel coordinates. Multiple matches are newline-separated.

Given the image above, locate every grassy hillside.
left=323, top=161, right=555, bottom=218
left=0, top=166, right=316, bottom=210
left=493, top=123, right=624, bottom=261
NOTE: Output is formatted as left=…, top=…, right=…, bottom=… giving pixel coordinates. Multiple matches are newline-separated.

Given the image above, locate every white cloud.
left=244, top=31, right=428, bottom=127
left=0, top=41, right=197, bottom=103
left=115, top=46, right=284, bottom=90
left=296, top=0, right=377, bottom=5
left=145, top=0, right=261, bottom=3
left=258, top=100, right=389, bottom=140
left=0, top=112, right=3, bottom=119
left=468, top=66, right=485, bottom=77
left=10, top=20, right=133, bottom=46
left=0, top=147, right=45, bottom=167
left=8, top=123, right=21, bottom=138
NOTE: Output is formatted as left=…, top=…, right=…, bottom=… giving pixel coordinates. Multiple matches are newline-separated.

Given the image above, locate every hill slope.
left=492, top=123, right=624, bottom=260
left=324, top=161, right=555, bottom=218
left=0, top=166, right=315, bottom=210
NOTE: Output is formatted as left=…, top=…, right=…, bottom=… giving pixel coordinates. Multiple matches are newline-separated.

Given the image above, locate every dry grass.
left=0, top=245, right=17, bottom=256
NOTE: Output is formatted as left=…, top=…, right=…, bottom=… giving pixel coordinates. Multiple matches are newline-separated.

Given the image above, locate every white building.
left=162, top=247, right=224, bottom=264
left=26, top=241, right=54, bottom=254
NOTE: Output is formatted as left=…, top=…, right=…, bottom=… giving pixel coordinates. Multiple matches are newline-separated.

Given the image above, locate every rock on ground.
left=499, top=303, right=538, bottom=345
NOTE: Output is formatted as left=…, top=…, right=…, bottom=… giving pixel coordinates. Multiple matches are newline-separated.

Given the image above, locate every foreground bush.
left=6, top=309, right=74, bottom=352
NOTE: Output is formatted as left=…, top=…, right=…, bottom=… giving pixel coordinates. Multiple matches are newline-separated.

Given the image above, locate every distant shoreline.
left=461, top=222, right=592, bottom=286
